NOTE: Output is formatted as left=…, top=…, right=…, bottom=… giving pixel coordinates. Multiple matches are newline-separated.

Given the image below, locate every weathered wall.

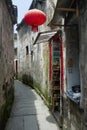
left=63, top=1, right=87, bottom=129
left=17, top=24, right=31, bottom=78
left=0, top=0, right=14, bottom=129
left=14, top=33, right=18, bottom=78
left=17, top=0, right=57, bottom=106
left=17, top=29, right=50, bottom=105
left=79, top=1, right=87, bottom=129
left=46, top=0, right=57, bottom=24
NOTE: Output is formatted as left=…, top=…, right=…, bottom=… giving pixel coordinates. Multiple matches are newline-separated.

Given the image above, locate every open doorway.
left=49, top=38, right=61, bottom=112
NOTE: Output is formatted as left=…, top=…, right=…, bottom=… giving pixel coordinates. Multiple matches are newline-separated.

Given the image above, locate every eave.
left=5, top=0, right=17, bottom=25
left=48, top=0, right=78, bottom=27
left=33, top=29, right=62, bottom=45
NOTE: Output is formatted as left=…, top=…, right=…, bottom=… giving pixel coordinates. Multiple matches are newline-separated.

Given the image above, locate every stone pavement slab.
left=5, top=116, right=24, bottom=130
left=24, top=116, right=39, bottom=130
left=5, top=80, right=60, bottom=130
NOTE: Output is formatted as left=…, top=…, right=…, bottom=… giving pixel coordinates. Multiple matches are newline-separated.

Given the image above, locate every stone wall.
left=0, top=0, right=14, bottom=129
left=79, top=1, right=87, bottom=129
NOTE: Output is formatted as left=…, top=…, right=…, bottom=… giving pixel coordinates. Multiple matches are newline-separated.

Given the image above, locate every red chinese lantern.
left=24, top=9, right=46, bottom=32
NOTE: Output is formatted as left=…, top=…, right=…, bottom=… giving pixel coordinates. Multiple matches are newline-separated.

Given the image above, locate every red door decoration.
left=24, top=9, right=46, bottom=32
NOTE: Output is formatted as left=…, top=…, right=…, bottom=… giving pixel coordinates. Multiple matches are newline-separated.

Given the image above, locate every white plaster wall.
left=46, top=0, right=57, bottom=24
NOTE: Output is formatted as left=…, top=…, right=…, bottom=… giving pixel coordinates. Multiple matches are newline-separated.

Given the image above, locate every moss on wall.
left=21, top=74, right=33, bottom=87
left=22, top=74, right=29, bottom=84
left=0, top=86, right=14, bottom=130
left=33, top=81, right=50, bottom=107
left=63, top=97, right=84, bottom=130
left=44, top=87, right=51, bottom=104
left=20, top=73, right=50, bottom=107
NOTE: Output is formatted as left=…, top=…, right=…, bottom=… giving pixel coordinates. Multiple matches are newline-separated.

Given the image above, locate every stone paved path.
left=5, top=80, right=60, bottom=130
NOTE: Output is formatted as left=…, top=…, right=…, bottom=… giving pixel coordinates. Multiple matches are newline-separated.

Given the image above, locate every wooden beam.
left=51, top=23, right=77, bottom=27
left=56, top=7, right=76, bottom=12
left=76, top=2, right=79, bottom=17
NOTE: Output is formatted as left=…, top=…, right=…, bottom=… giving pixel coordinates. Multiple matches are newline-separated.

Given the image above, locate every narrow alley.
left=1, top=0, right=87, bottom=130
left=5, top=80, right=60, bottom=130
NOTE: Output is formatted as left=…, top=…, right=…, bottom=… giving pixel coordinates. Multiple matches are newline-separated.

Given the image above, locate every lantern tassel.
left=32, top=26, right=38, bottom=32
